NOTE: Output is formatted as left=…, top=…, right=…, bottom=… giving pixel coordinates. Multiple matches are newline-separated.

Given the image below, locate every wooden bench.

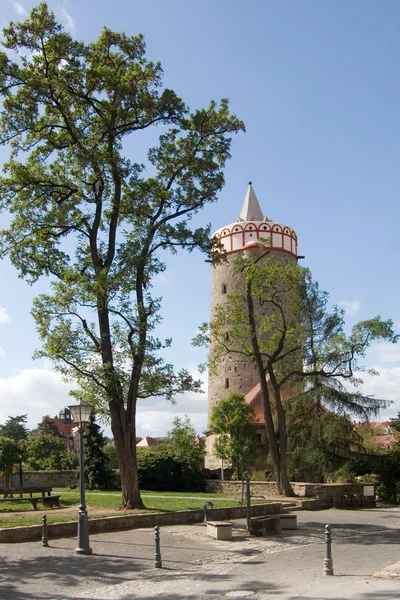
left=206, top=521, right=232, bottom=541
left=0, top=487, right=61, bottom=510
left=0, top=486, right=53, bottom=499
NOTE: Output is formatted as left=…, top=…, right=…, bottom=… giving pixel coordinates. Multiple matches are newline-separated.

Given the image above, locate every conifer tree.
left=84, top=415, right=114, bottom=489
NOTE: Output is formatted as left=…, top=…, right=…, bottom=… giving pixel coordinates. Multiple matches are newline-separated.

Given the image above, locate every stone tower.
left=207, top=183, right=299, bottom=428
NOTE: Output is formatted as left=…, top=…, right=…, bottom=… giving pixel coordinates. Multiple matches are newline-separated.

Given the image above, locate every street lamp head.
left=67, top=400, right=93, bottom=426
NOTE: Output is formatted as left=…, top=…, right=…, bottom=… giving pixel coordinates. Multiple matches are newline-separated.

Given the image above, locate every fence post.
left=323, top=524, right=334, bottom=575
left=41, top=514, right=49, bottom=547
left=154, top=526, right=162, bottom=568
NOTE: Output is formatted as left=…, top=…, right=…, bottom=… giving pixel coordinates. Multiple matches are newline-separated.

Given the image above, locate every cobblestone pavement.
left=1, top=507, right=400, bottom=599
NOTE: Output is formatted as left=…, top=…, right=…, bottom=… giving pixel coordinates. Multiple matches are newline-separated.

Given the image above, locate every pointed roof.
left=238, top=182, right=265, bottom=222
left=136, top=436, right=158, bottom=448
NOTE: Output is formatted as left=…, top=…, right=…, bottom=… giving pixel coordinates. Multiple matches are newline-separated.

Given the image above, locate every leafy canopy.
left=0, top=3, right=244, bottom=410
left=209, top=392, right=259, bottom=477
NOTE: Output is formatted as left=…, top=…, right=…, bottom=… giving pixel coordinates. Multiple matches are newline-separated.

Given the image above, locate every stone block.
left=207, top=521, right=233, bottom=541
left=279, top=513, right=297, bottom=529
left=250, top=515, right=281, bottom=536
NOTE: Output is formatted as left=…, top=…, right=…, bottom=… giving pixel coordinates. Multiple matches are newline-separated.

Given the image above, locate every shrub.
left=137, top=446, right=205, bottom=492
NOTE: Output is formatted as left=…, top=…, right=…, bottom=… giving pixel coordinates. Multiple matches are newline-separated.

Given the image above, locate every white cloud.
left=0, top=363, right=207, bottom=437
left=0, top=306, right=10, bottom=324
left=136, top=365, right=207, bottom=437
left=12, top=2, right=27, bottom=16
left=0, top=347, right=5, bottom=357
left=337, top=300, right=360, bottom=315
left=136, top=409, right=207, bottom=438
left=369, top=342, right=400, bottom=364
left=58, top=6, right=75, bottom=32
left=358, top=366, right=400, bottom=420
left=153, top=270, right=173, bottom=284
left=0, top=367, right=73, bottom=429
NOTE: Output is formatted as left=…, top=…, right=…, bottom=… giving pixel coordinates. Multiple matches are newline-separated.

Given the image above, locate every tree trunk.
left=268, top=367, right=295, bottom=497
left=246, top=278, right=282, bottom=493
left=110, top=400, right=144, bottom=509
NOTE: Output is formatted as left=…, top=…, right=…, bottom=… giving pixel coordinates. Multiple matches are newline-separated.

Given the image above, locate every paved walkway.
left=1, top=506, right=400, bottom=599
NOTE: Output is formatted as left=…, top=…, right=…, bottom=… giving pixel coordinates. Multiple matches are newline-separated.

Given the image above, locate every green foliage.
left=0, top=437, right=27, bottom=486
left=0, top=415, right=28, bottom=441
left=0, top=3, right=243, bottom=506
left=209, top=392, right=259, bottom=478
left=163, top=415, right=204, bottom=470
left=324, top=464, right=356, bottom=484
left=371, top=447, right=400, bottom=503
left=389, top=412, right=400, bottom=441
left=84, top=415, right=114, bottom=489
left=103, top=442, right=118, bottom=470
left=197, top=255, right=398, bottom=494
left=27, top=433, right=79, bottom=470
left=137, top=446, right=205, bottom=492
left=35, top=416, right=62, bottom=437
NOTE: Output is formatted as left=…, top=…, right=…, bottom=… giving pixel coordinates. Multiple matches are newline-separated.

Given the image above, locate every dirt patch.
left=0, top=504, right=141, bottom=521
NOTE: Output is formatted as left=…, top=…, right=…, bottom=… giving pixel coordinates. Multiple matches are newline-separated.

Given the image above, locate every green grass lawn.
left=0, top=487, right=267, bottom=528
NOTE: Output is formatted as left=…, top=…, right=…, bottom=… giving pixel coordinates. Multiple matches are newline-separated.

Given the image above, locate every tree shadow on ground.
left=294, top=521, right=400, bottom=546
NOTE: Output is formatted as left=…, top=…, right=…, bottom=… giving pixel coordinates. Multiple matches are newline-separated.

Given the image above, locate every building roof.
left=238, top=183, right=265, bottom=222
left=51, top=416, right=75, bottom=437
left=136, top=436, right=158, bottom=448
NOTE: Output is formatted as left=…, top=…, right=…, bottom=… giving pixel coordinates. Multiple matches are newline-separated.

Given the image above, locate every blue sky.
left=0, top=0, right=399, bottom=435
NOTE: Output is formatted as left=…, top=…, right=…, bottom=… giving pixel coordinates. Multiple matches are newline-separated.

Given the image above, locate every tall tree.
left=195, top=254, right=397, bottom=495
left=27, top=433, right=79, bottom=470
left=0, top=437, right=26, bottom=487
left=0, top=415, right=28, bottom=441
left=164, top=415, right=204, bottom=470
left=36, top=416, right=62, bottom=437
left=0, top=4, right=244, bottom=507
left=209, top=392, right=259, bottom=479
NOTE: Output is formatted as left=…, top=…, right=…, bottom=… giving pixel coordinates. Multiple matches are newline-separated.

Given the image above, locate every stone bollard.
left=154, top=526, right=162, bottom=568
left=41, top=514, right=49, bottom=547
left=323, top=524, right=334, bottom=576
left=203, top=501, right=214, bottom=522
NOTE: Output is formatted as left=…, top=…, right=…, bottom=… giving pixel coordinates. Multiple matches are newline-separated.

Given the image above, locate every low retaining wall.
left=205, top=481, right=376, bottom=507
left=205, top=480, right=315, bottom=497
left=0, top=502, right=283, bottom=543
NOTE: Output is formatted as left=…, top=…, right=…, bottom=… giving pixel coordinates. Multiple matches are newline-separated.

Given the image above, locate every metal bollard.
left=154, top=526, right=162, bottom=568
left=242, top=472, right=253, bottom=534
left=41, top=514, right=49, bottom=547
left=203, top=501, right=214, bottom=522
left=323, top=524, right=334, bottom=575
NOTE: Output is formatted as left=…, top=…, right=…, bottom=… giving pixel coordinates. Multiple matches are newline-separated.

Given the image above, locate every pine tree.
left=84, top=415, right=114, bottom=490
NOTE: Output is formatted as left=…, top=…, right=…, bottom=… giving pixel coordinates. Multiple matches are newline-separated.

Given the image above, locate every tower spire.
left=238, top=182, right=264, bottom=222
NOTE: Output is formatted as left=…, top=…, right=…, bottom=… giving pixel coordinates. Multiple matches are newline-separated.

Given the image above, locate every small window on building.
left=225, top=332, right=229, bottom=341
left=225, top=378, right=229, bottom=389
left=222, top=284, right=227, bottom=294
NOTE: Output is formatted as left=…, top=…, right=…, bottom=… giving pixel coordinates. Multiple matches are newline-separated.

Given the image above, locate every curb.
left=0, top=502, right=283, bottom=543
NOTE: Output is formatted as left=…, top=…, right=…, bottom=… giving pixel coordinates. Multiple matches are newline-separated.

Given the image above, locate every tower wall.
left=207, top=248, right=296, bottom=425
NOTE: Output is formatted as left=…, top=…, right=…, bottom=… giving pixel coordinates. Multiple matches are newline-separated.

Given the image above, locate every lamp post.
left=68, top=400, right=93, bottom=555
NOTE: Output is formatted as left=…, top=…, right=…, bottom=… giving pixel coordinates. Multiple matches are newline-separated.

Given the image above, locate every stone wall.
left=205, top=480, right=315, bottom=497
left=0, top=470, right=79, bottom=489
left=0, top=502, right=283, bottom=543
left=205, top=480, right=376, bottom=506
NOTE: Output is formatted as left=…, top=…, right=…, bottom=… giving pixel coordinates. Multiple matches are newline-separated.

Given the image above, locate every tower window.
left=222, top=284, right=227, bottom=294
left=225, top=378, right=229, bottom=389
left=225, top=332, right=229, bottom=341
